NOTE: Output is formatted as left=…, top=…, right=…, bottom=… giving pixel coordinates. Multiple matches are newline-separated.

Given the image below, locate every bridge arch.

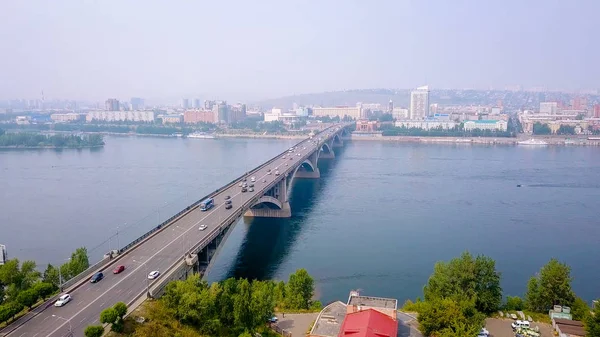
left=321, top=142, right=333, bottom=154
left=333, top=134, right=341, bottom=143
left=250, top=195, right=284, bottom=210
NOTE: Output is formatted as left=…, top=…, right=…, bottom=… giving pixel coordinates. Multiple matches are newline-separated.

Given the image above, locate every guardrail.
left=61, top=256, right=111, bottom=290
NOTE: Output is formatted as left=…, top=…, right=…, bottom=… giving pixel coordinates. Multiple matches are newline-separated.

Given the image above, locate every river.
left=1, top=136, right=599, bottom=305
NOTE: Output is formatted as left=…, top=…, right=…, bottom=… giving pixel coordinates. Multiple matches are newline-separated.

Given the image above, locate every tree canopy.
left=525, top=258, right=575, bottom=312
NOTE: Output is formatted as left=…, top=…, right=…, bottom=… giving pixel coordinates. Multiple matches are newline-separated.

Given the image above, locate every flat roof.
left=347, top=295, right=397, bottom=310
left=310, top=301, right=347, bottom=337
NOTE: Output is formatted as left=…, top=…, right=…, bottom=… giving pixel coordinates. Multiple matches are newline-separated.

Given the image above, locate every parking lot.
left=485, top=318, right=554, bottom=337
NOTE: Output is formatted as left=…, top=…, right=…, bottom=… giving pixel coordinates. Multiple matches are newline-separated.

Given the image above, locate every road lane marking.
left=80, top=317, right=87, bottom=324
left=42, top=133, right=332, bottom=336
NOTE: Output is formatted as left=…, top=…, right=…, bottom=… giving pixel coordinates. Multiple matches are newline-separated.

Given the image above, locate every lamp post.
left=172, top=225, right=185, bottom=259
left=58, top=258, right=71, bottom=292
left=52, top=314, right=73, bottom=337
left=133, top=259, right=150, bottom=298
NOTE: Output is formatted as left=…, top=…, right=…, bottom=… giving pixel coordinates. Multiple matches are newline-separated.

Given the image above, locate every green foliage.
left=0, top=302, right=24, bottom=323
left=423, top=251, right=502, bottom=314
left=570, top=297, right=590, bottom=321
left=16, top=288, right=39, bottom=309
left=586, top=300, right=600, bottom=337
left=504, top=296, right=524, bottom=311
left=134, top=269, right=319, bottom=336
left=402, top=298, right=428, bottom=313
left=417, top=297, right=484, bottom=337
left=113, top=302, right=128, bottom=319
left=136, top=125, right=179, bottom=135
left=238, top=331, right=253, bottom=337
left=557, top=125, right=576, bottom=135
left=0, top=132, right=104, bottom=148
left=532, top=122, right=552, bottom=135
left=84, top=325, right=105, bottom=337
left=0, top=259, right=41, bottom=300
left=525, top=258, right=575, bottom=312
left=100, top=307, right=118, bottom=324
left=42, top=264, right=60, bottom=288
left=285, top=269, right=316, bottom=310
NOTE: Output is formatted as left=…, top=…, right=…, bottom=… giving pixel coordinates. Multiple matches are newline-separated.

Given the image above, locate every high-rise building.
left=204, top=100, right=216, bottom=110
left=131, top=97, right=144, bottom=110
left=212, top=101, right=228, bottom=123
left=388, top=100, right=394, bottom=112
left=182, top=98, right=190, bottom=110
left=410, top=86, right=429, bottom=119
left=105, top=98, right=120, bottom=111
left=594, top=104, right=600, bottom=118
left=193, top=98, right=201, bottom=109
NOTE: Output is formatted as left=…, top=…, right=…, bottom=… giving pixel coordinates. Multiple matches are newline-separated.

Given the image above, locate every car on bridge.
left=241, top=187, right=247, bottom=192
left=90, top=272, right=104, bottom=283
left=225, top=195, right=231, bottom=200
left=113, top=265, right=125, bottom=274
left=275, top=170, right=280, bottom=175
left=225, top=199, right=232, bottom=205
left=54, top=294, right=71, bottom=307
left=225, top=204, right=233, bottom=209
left=199, top=224, right=207, bottom=231
left=248, top=187, right=254, bottom=192
left=148, top=271, right=160, bottom=280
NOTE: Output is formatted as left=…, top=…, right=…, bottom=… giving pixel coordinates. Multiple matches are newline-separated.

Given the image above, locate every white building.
left=540, top=102, right=559, bottom=115
left=86, top=110, right=155, bottom=123
left=312, top=107, right=361, bottom=119
left=463, top=120, right=508, bottom=131
left=395, top=120, right=457, bottom=130
left=392, top=108, right=409, bottom=120
left=51, top=113, right=84, bottom=122
left=410, top=85, right=430, bottom=119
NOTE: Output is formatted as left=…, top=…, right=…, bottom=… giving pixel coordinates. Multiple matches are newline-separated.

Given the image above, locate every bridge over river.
left=1, top=122, right=353, bottom=337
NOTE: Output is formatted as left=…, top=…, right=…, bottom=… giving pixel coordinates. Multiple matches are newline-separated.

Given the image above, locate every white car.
left=54, top=294, right=71, bottom=307
left=250, top=176, right=255, bottom=182
left=148, top=271, right=160, bottom=280
left=199, top=224, right=207, bottom=231
left=275, top=170, right=280, bottom=176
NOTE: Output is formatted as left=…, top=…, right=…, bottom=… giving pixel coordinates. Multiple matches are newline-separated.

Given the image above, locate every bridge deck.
left=5, top=124, right=349, bottom=337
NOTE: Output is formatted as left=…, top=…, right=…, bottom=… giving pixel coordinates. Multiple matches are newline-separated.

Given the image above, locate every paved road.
left=8, top=125, right=345, bottom=337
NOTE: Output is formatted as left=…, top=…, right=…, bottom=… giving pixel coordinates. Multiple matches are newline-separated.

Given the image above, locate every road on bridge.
left=6, top=124, right=347, bottom=337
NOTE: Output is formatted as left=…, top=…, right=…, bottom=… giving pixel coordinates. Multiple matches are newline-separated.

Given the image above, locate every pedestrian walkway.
left=274, top=312, right=319, bottom=337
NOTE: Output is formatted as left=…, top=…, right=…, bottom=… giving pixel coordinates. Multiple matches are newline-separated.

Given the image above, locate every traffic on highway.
left=6, top=125, right=345, bottom=337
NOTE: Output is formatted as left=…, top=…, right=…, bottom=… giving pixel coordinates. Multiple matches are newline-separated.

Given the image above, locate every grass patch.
left=306, top=319, right=316, bottom=334
left=401, top=299, right=427, bottom=314
left=494, top=310, right=551, bottom=324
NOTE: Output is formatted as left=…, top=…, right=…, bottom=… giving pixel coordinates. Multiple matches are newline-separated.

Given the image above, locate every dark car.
left=225, top=200, right=232, bottom=205
left=225, top=204, right=232, bottom=209
left=225, top=195, right=231, bottom=200
left=113, top=265, right=125, bottom=274
left=241, top=187, right=247, bottom=193
left=90, top=272, right=104, bottom=283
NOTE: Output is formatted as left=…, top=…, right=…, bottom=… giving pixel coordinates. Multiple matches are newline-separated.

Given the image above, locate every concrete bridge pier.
left=294, top=167, right=320, bottom=178
left=319, top=150, right=335, bottom=159
left=294, top=151, right=321, bottom=179
left=244, top=178, right=292, bottom=218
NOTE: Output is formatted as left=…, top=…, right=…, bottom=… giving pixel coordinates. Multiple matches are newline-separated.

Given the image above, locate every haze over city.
left=1, top=0, right=599, bottom=103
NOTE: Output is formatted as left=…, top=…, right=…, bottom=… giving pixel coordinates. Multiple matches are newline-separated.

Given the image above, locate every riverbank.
left=214, top=133, right=307, bottom=140
left=0, top=144, right=104, bottom=150
left=349, top=133, right=600, bottom=146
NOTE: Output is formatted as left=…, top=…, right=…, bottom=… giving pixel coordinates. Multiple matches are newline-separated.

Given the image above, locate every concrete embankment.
left=349, top=133, right=600, bottom=146
left=215, top=133, right=308, bottom=140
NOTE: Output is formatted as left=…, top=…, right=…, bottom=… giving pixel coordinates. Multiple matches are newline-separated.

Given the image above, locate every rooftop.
left=465, top=120, right=501, bottom=124
left=347, top=295, right=397, bottom=310
left=338, top=309, right=398, bottom=337
left=310, top=301, right=347, bottom=337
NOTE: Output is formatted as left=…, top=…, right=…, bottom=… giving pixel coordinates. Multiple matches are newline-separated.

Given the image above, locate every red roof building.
left=337, top=309, right=398, bottom=337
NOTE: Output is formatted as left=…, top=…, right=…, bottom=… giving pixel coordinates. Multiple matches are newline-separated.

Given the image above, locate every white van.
left=511, top=320, right=530, bottom=330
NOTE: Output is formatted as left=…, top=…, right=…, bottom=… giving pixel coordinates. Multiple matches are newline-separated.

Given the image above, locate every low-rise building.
left=313, top=107, right=361, bottom=119
left=15, top=116, right=30, bottom=125
left=394, top=119, right=458, bottom=130
left=184, top=110, right=216, bottom=124
left=158, top=114, right=183, bottom=124
left=50, top=113, right=85, bottom=122
left=552, top=318, right=586, bottom=337
left=86, top=110, right=155, bottom=123
left=356, top=120, right=379, bottom=132
left=463, top=120, right=508, bottom=131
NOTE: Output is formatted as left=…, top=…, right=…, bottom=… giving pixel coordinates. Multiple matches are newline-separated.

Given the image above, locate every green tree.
left=533, top=122, right=552, bottom=135
left=423, top=252, right=502, bottom=313
left=0, top=302, right=24, bottom=323
left=418, top=297, right=484, bottom=337
left=100, top=307, right=118, bottom=325
left=586, top=300, right=600, bottom=337
left=84, top=325, right=105, bottom=337
left=525, top=258, right=575, bottom=312
left=251, top=280, right=276, bottom=325
left=42, top=264, right=60, bottom=288
left=570, top=297, right=590, bottom=321
left=16, top=288, right=39, bottom=309
left=238, top=331, right=253, bottom=337
left=69, top=247, right=90, bottom=276
left=113, top=302, right=128, bottom=319
left=504, top=296, right=524, bottom=311
left=33, top=282, right=55, bottom=300
left=218, top=278, right=237, bottom=325
left=19, top=260, right=41, bottom=290
left=286, top=269, right=315, bottom=310
left=274, top=280, right=286, bottom=308
left=233, top=279, right=254, bottom=330
left=525, top=276, right=541, bottom=311
left=0, top=259, right=22, bottom=288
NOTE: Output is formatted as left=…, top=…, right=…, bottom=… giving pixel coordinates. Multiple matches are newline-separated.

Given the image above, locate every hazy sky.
left=1, top=0, right=598, bottom=102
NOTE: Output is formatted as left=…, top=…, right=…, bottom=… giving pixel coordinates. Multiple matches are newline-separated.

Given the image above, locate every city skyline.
left=1, top=1, right=599, bottom=102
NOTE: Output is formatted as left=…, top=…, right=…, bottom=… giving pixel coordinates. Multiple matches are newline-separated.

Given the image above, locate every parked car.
left=54, top=294, right=71, bottom=307
left=148, top=271, right=160, bottom=280
left=90, top=272, right=104, bottom=283
left=113, top=265, right=125, bottom=274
